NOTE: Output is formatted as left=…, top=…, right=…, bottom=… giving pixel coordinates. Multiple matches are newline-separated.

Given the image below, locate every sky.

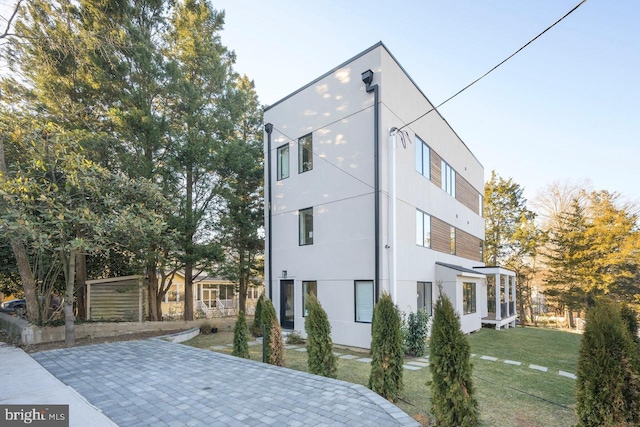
left=209, top=0, right=640, bottom=205
left=0, top=0, right=638, bottom=205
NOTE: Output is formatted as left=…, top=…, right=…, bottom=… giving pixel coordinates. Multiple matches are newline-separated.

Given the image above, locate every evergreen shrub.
left=304, top=293, right=337, bottom=378
left=232, top=311, right=250, bottom=359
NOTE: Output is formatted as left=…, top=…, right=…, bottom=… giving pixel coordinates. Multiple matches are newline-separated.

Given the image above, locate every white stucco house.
left=263, top=42, right=516, bottom=349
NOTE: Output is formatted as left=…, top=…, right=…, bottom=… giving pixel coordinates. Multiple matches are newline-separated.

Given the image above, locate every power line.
left=398, top=0, right=588, bottom=131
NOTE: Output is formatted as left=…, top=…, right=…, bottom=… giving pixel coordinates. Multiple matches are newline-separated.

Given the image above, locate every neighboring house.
left=161, top=271, right=263, bottom=318
left=263, top=42, right=516, bottom=349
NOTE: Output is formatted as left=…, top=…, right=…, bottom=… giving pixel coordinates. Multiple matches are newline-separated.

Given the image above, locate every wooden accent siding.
left=430, top=149, right=442, bottom=188
left=457, top=229, right=483, bottom=262
left=456, top=174, right=481, bottom=215
left=431, top=216, right=451, bottom=254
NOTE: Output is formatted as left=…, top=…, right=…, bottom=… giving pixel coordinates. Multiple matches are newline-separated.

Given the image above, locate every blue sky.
left=213, top=0, right=639, bottom=205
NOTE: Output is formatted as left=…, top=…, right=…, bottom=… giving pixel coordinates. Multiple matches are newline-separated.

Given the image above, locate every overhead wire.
left=398, top=0, right=588, bottom=131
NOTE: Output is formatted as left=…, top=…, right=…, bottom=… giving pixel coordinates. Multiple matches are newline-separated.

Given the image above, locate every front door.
left=280, top=280, right=294, bottom=329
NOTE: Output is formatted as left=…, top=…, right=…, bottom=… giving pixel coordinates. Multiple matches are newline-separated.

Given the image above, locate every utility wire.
left=398, top=0, right=587, bottom=131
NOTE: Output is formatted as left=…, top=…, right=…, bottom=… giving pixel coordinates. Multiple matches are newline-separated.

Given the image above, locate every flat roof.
left=264, top=41, right=482, bottom=166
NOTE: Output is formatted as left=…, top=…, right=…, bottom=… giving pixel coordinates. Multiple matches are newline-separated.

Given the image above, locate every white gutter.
left=388, top=129, right=397, bottom=303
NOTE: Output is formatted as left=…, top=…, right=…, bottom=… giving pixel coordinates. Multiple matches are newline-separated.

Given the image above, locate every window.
left=478, top=193, right=484, bottom=217
left=417, top=282, right=432, bottom=316
left=302, top=281, right=317, bottom=317
left=441, top=160, right=456, bottom=197
left=414, top=136, right=430, bottom=179
left=299, top=207, right=313, bottom=245
left=355, top=280, right=374, bottom=323
left=463, top=282, right=476, bottom=314
left=450, top=226, right=456, bottom=255
left=479, top=240, right=484, bottom=261
left=415, top=210, right=431, bottom=248
left=277, top=144, right=289, bottom=180
left=298, top=133, right=313, bottom=173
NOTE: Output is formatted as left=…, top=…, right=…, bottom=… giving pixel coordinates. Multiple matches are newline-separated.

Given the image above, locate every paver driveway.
left=32, top=339, right=418, bottom=427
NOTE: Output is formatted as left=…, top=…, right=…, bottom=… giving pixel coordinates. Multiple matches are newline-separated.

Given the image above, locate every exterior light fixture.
left=282, top=270, right=287, bottom=278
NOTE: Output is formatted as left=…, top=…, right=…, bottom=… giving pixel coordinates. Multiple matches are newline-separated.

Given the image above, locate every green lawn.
left=183, top=326, right=581, bottom=427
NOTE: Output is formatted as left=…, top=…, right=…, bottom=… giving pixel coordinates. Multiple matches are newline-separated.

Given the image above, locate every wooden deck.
left=482, top=313, right=517, bottom=330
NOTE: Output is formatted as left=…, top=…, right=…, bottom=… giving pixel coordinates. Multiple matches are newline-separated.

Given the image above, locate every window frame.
left=302, top=281, right=317, bottom=317
left=354, top=280, right=374, bottom=323
left=415, top=209, right=431, bottom=248
left=299, top=207, right=313, bottom=246
left=276, top=144, right=290, bottom=180
left=414, top=135, right=430, bottom=179
left=463, top=282, right=477, bottom=315
left=417, top=281, right=433, bottom=316
left=441, top=160, right=456, bottom=197
left=298, top=133, right=313, bottom=173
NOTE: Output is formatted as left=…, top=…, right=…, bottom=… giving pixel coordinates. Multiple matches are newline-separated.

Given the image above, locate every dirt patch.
left=0, top=327, right=190, bottom=354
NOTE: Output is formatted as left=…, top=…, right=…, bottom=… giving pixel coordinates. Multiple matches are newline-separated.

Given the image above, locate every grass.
left=183, top=326, right=581, bottom=427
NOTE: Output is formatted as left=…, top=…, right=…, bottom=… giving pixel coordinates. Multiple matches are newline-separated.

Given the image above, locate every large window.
left=298, top=133, right=313, bottom=173
left=450, top=226, right=456, bottom=255
left=415, top=210, right=431, bottom=248
left=277, top=144, right=289, bottom=180
left=441, top=160, right=456, bottom=197
left=302, top=281, right=317, bottom=317
left=463, top=282, right=476, bottom=314
left=417, top=282, right=432, bottom=316
left=414, top=136, right=430, bottom=179
left=478, top=193, right=484, bottom=217
left=299, top=207, right=313, bottom=245
left=355, top=280, right=374, bottom=323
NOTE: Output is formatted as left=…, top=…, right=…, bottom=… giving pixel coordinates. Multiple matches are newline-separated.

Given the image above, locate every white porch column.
left=512, top=275, right=517, bottom=316
left=505, top=275, right=510, bottom=317
left=495, top=273, right=501, bottom=321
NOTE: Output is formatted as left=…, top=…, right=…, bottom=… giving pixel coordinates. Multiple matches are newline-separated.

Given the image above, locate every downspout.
left=388, top=129, right=397, bottom=304
left=265, top=123, right=274, bottom=301
left=362, top=70, right=380, bottom=303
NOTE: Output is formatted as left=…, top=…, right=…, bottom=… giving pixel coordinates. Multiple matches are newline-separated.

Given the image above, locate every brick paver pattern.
left=32, top=339, right=418, bottom=427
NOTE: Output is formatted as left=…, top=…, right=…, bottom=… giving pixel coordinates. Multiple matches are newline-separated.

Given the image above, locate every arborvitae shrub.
left=368, top=293, right=404, bottom=402
left=304, top=293, right=337, bottom=378
left=620, top=303, right=639, bottom=346
left=251, top=293, right=265, bottom=337
left=232, top=311, right=250, bottom=359
left=268, top=317, right=285, bottom=366
left=261, top=298, right=277, bottom=362
left=576, top=299, right=640, bottom=427
left=429, top=291, right=478, bottom=427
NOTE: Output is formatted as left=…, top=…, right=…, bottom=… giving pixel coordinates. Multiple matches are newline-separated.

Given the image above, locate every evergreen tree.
left=268, top=316, right=285, bottom=367
left=261, top=297, right=277, bottom=362
left=251, top=293, right=265, bottom=337
left=576, top=299, right=640, bottom=426
left=232, top=311, right=250, bottom=359
left=304, top=294, right=337, bottom=378
left=368, top=293, right=403, bottom=402
left=620, top=303, right=639, bottom=346
left=430, top=290, right=478, bottom=427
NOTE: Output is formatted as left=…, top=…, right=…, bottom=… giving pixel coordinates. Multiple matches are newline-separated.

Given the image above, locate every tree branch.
left=0, top=0, right=23, bottom=40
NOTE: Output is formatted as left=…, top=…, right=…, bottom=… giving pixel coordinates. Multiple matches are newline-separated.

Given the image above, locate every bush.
left=368, top=293, right=403, bottom=402
left=401, top=309, right=430, bottom=357
left=429, top=291, right=478, bottom=427
left=620, top=303, right=639, bottom=346
left=199, top=322, right=214, bottom=335
left=576, top=299, right=640, bottom=427
left=268, top=316, right=285, bottom=366
left=304, top=294, right=337, bottom=378
left=285, top=330, right=305, bottom=345
left=261, top=297, right=278, bottom=362
left=251, top=293, right=265, bottom=337
left=232, top=311, right=250, bottom=359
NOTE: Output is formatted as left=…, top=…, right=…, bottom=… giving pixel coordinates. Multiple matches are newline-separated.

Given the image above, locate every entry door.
left=280, top=280, right=294, bottom=329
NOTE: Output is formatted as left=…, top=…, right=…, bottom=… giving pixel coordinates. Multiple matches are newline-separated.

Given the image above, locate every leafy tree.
left=368, top=293, right=403, bottom=402
left=576, top=299, right=640, bottom=426
left=251, top=292, right=264, bottom=337
left=214, top=76, right=264, bottom=314
left=304, top=293, right=337, bottom=378
left=232, top=310, right=250, bottom=359
left=430, top=290, right=478, bottom=427
left=261, top=297, right=277, bottom=362
left=164, top=0, right=236, bottom=320
left=402, top=309, right=430, bottom=357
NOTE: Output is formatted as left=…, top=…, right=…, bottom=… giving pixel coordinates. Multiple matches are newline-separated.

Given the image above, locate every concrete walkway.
left=0, top=342, right=117, bottom=427
left=31, top=339, right=418, bottom=427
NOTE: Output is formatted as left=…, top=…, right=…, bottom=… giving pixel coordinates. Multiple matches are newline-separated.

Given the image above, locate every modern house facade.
left=264, top=42, right=516, bottom=349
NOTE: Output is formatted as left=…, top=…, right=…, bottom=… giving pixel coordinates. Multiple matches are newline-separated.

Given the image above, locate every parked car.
left=0, top=298, right=26, bottom=315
